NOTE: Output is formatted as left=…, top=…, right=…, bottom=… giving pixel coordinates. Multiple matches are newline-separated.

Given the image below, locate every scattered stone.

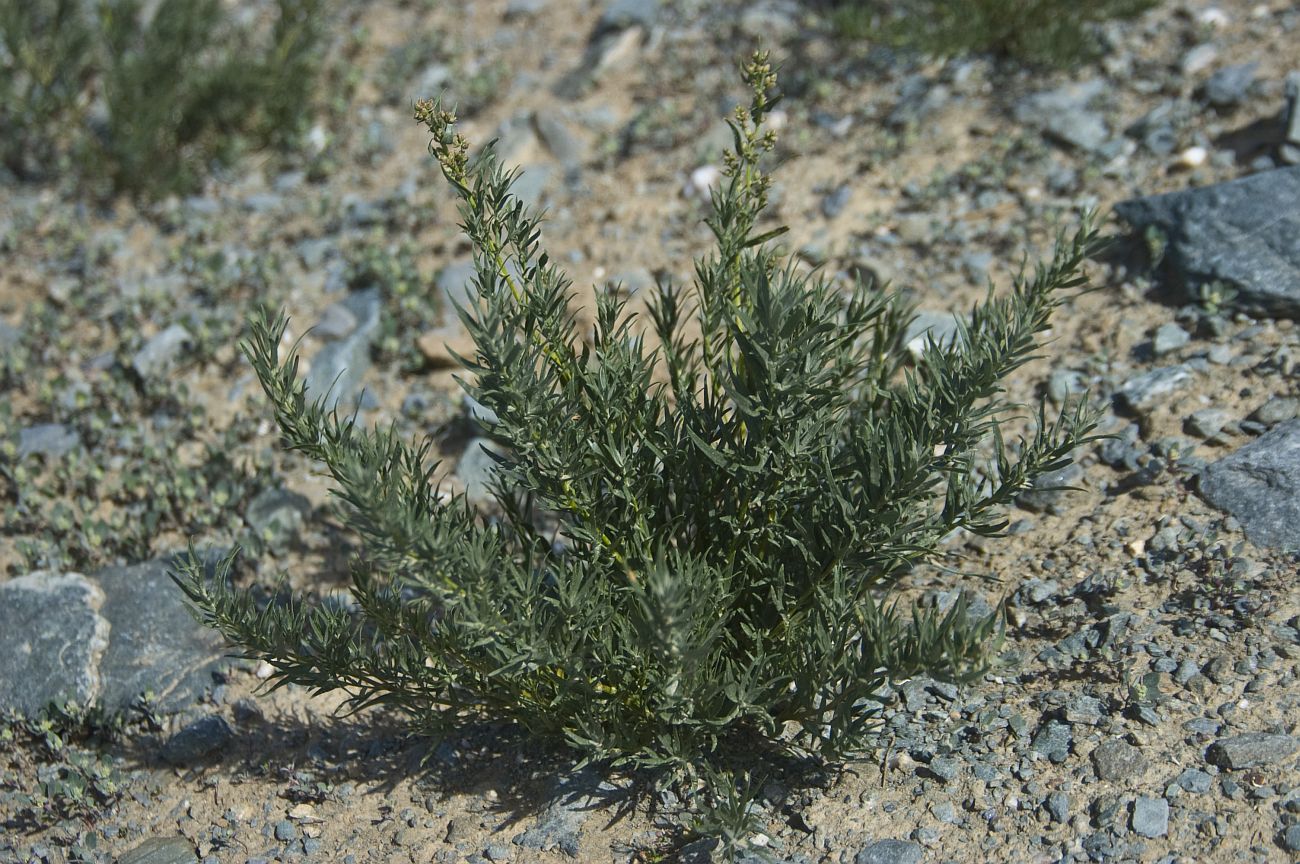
left=17, top=423, right=81, bottom=460
left=533, top=113, right=588, bottom=169
left=1116, top=365, right=1194, bottom=416
left=1152, top=322, right=1190, bottom=356
left=904, top=311, right=961, bottom=359
left=1031, top=721, right=1073, bottom=764
left=1114, top=166, right=1300, bottom=318
left=244, top=487, right=312, bottom=551
left=1091, top=739, right=1148, bottom=782
left=274, top=820, right=297, bottom=842
left=855, top=839, right=923, bottom=864
left=1283, top=823, right=1300, bottom=853
left=117, top=837, right=198, bottom=864
left=0, top=573, right=109, bottom=715
left=1201, top=62, right=1257, bottom=107
left=1174, top=768, right=1212, bottom=793
left=132, top=324, right=193, bottom=381
left=457, top=438, right=505, bottom=503
left=1205, top=732, right=1299, bottom=770
left=161, top=715, right=233, bottom=766
left=1185, top=408, right=1232, bottom=439
left=598, top=0, right=659, bottom=33
left=303, top=288, right=381, bottom=411
left=821, top=183, right=852, bottom=219
left=1131, top=796, right=1170, bottom=838
left=1016, top=463, right=1084, bottom=514
left=1198, top=421, right=1300, bottom=549
left=1044, top=791, right=1070, bottom=823
left=1015, top=79, right=1110, bottom=153
left=1247, top=397, right=1300, bottom=426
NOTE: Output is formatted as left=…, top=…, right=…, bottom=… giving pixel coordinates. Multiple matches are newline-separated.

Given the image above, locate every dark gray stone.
left=95, top=558, right=228, bottom=712
left=1131, top=796, right=1169, bottom=838
left=1202, top=62, right=1257, bottom=107
left=0, top=572, right=109, bottom=715
left=1114, top=167, right=1300, bottom=318
left=304, top=288, right=381, bottom=411
left=17, top=423, right=81, bottom=460
left=855, top=839, right=923, bottom=864
left=1091, top=739, right=1148, bottom=782
left=1205, top=732, right=1299, bottom=770
left=1045, top=791, right=1070, bottom=823
left=1248, top=397, right=1300, bottom=426
left=1283, top=823, right=1300, bottom=852
left=133, top=324, right=193, bottom=381
left=118, top=836, right=198, bottom=864
left=1031, top=721, right=1073, bottom=763
left=821, top=184, right=852, bottom=219
left=457, top=438, right=505, bottom=503
left=1016, top=463, right=1084, bottom=513
left=1198, top=420, right=1300, bottom=549
left=274, top=820, right=298, bottom=842
left=161, top=715, right=233, bottom=765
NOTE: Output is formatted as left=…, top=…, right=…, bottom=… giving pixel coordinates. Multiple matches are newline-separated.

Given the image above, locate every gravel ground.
left=2, top=1, right=1299, bottom=862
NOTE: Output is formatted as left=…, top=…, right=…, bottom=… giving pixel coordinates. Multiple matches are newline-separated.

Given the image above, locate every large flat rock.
left=1198, top=420, right=1300, bottom=550
left=1114, top=166, right=1300, bottom=319
left=0, top=557, right=228, bottom=717
left=0, top=573, right=110, bottom=716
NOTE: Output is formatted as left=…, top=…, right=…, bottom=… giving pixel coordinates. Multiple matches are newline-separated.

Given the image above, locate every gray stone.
left=133, top=324, right=193, bottom=381
left=161, top=715, right=233, bottom=766
left=1044, top=791, right=1070, bottom=823
left=17, top=423, right=81, bottom=460
left=95, top=558, right=228, bottom=712
left=598, top=0, right=659, bottom=33
left=1016, top=463, right=1084, bottom=514
left=505, top=0, right=550, bottom=17
left=1285, top=72, right=1300, bottom=147
left=1198, top=421, right=1300, bottom=549
left=1248, top=397, right=1300, bottom=426
left=510, top=769, right=607, bottom=857
left=1117, top=365, right=1194, bottom=415
left=1186, top=408, right=1232, bottom=439
left=1283, top=823, right=1300, bottom=852
left=1114, top=167, right=1300, bottom=318
left=1205, top=732, right=1299, bottom=770
left=533, top=113, right=587, bottom=169
left=437, top=260, right=479, bottom=318
left=510, top=164, right=554, bottom=210
left=274, top=820, right=298, bottom=842
left=1031, top=721, right=1072, bottom=763
left=0, top=572, right=109, bottom=715
left=1047, top=369, right=1087, bottom=404
left=1202, top=62, right=1257, bottom=107
left=1152, top=322, right=1190, bottom=356
left=457, top=438, right=505, bottom=503
left=1091, top=739, right=1148, bottom=782
left=605, top=268, right=654, bottom=296
left=904, top=310, right=961, bottom=359
left=118, top=836, right=198, bottom=864
left=304, top=289, right=381, bottom=411
left=1174, top=768, right=1212, bottom=793
left=821, top=183, right=852, bottom=219
left=1131, top=796, right=1169, bottom=838
left=855, top=839, right=923, bottom=864
left=1015, top=79, right=1110, bottom=152
left=927, top=756, right=960, bottom=782
left=244, top=487, right=312, bottom=550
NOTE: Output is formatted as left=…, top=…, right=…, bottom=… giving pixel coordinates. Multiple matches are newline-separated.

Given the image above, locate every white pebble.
left=255, top=659, right=276, bottom=679
left=688, top=165, right=722, bottom=197
left=1177, top=146, right=1209, bottom=168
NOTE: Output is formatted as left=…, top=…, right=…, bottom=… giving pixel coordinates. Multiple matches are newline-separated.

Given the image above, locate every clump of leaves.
left=174, top=52, right=1099, bottom=838
left=829, top=0, right=1156, bottom=68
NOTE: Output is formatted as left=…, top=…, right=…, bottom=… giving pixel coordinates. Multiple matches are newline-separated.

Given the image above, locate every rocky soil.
left=2, top=1, right=1299, bottom=863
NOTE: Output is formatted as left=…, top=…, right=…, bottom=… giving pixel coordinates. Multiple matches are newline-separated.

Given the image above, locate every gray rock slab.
left=0, top=573, right=109, bottom=715
left=1114, top=166, right=1300, bottom=318
left=1198, top=420, right=1300, bottom=549
left=1091, top=739, right=1148, bottom=782
left=1205, top=732, right=1299, bottom=770
left=117, top=837, right=198, bottom=864
left=1116, top=365, right=1194, bottom=415
left=1131, top=796, right=1169, bottom=838
left=95, top=558, right=229, bottom=712
left=855, top=839, right=923, bottom=864
left=161, top=714, right=233, bottom=766
left=132, top=323, right=193, bottom=381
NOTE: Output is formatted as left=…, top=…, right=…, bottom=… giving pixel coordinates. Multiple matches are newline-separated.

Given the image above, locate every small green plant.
left=829, top=0, right=1157, bottom=67
left=174, top=53, right=1099, bottom=842
left=0, top=0, right=326, bottom=196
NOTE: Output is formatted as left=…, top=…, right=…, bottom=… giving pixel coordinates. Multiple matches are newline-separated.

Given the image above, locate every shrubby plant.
left=174, top=52, right=1098, bottom=834
left=0, top=0, right=325, bottom=195
left=829, top=0, right=1156, bottom=67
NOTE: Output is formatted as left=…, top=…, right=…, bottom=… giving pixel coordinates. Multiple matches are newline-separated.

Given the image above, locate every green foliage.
left=829, top=0, right=1157, bottom=67
left=174, top=53, right=1099, bottom=821
left=0, top=0, right=326, bottom=196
